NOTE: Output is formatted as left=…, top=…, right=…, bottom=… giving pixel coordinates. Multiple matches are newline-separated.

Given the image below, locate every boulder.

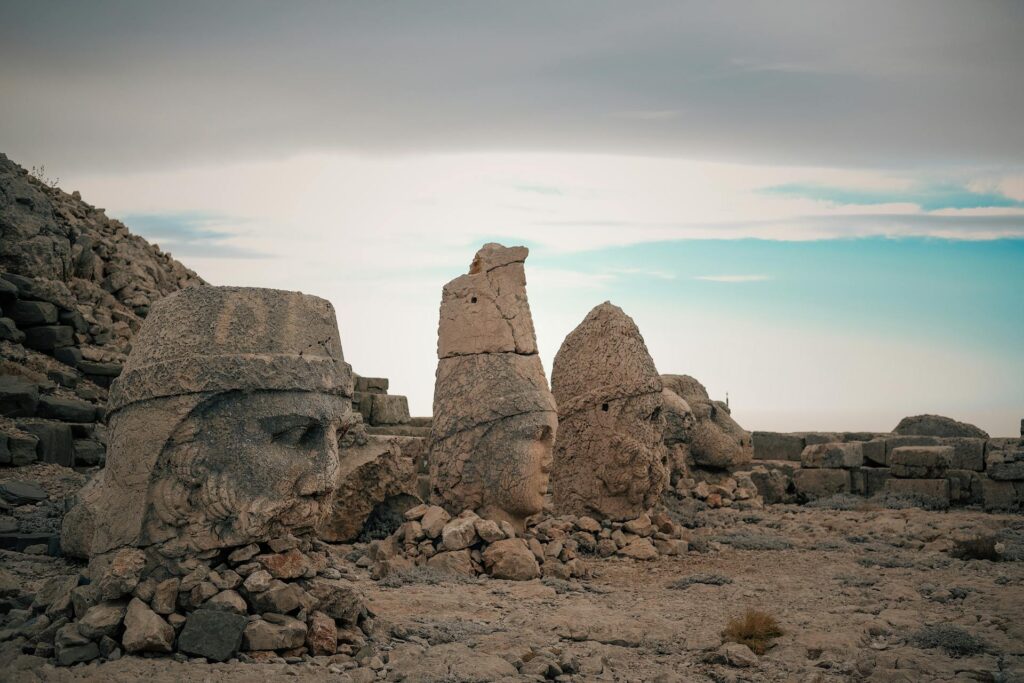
left=551, top=303, right=667, bottom=520
left=8, top=300, right=57, bottom=326
left=77, top=601, right=127, bottom=640
left=243, top=614, right=307, bottom=651
left=664, top=375, right=753, bottom=471
left=177, top=609, right=248, bottom=662
left=427, top=549, right=477, bottom=577
left=482, top=538, right=540, bottom=580
left=893, top=414, right=988, bottom=439
left=306, top=610, right=337, bottom=656
left=121, top=598, right=174, bottom=653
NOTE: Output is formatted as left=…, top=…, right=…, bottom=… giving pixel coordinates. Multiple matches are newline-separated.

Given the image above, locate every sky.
left=2, top=1, right=1022, bottom=434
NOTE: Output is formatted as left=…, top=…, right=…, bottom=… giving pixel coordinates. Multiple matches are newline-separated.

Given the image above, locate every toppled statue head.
left=429, top=244, right=557, bottom=532
left=62, top=286, right=354, bottom=558
left=661, top=374, right=752, bottom=470
left=550, top=302, right=668, bottom=520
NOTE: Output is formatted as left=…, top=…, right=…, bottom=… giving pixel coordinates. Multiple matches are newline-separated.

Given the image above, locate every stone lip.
left=108, top=286, right=353, bottom=412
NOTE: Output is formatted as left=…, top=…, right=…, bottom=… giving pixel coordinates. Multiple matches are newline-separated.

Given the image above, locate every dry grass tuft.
left=721, top=609, right=783, bottom=654
left=950, top=535, right=1002, bottom=562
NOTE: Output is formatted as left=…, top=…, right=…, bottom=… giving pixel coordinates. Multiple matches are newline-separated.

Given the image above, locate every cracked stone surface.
left=550, top=302, right=668, bottom=521
left=430, top=244, right=556, bottom=532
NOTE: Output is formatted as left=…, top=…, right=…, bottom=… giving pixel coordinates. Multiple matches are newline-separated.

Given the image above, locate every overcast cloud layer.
left=3, top=1, right=1023, bottom=172
left=2, top=2, right=1022, bottom=434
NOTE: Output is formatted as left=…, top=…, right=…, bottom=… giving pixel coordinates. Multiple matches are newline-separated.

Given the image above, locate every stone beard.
left=61, top=285, right=354, bottom=559
left=142, top=390, right=351, bottom=553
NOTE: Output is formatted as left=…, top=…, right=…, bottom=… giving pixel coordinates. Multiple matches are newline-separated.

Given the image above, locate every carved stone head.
left=62, top=286, right=353, bottom=558
left=661, top=374, right=752, bottom=470
left=550, top=302, right=668, bottom=521
left=429, top=244, right=557, bottom=531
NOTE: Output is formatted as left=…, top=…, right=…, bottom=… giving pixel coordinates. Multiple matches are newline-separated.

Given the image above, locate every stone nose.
left=296, top=428, right=340, bottom=496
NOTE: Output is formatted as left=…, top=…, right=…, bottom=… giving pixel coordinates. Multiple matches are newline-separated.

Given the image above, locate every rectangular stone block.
left=884, top=478, right=950, bottom=509
left=947, top=469, right=982, bottom=504
left=884, top=435, right=940, bottom=460
left=801, top=432, right=843, bottom=446
left=793, top=468, right=850, bottom=500
left=986, top=450, right=1024, bottom=481
left=369, top=394, right=410, bottom=426
left=354, top=376, right=389, bottom=394
left=18, top=421, right=74, bottom=467
left=862, top=439, right=887, bottom=466
left=864, top=467, right=892, bottom=497
left=890, top=446, right=953, bottom=478
left=980, top=477, right=1019, bottom=511
left=23, top=325, right=74, bottom=351
left=801, top=442, right=863, bottom=469
left=850, top=468, right=866, bottom=495
left=938, top=437, right=985, bottom=471
left=9, top=300, right=58, bottom=326
left=752, top=432, right=804, bottom=461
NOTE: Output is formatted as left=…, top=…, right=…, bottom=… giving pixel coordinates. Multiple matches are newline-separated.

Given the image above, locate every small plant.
left=721, top=609, right=783, bottom=655
left=950, top=535, right=1002, bottom=562
left=668, top=573, right=733, bottom=590
left=910, top=624, right=986, bottom=658
left=29, top=164, right=60, bottom=189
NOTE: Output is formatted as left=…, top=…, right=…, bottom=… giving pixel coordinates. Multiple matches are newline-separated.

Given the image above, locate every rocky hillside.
left=0, top=153, right=204, bottom=474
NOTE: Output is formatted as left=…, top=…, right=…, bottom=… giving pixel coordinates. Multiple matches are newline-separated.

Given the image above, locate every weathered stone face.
left=429, top=244, right=556, bottom=531
left=550, top=302, right=667, bottom=521
left=661, top=374, right=752, bottom=471
left=62, top=286, right=353, bottom=558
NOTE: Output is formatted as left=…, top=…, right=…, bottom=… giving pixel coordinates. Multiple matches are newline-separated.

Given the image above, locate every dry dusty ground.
left=2, top=489, right=1023, bottom=682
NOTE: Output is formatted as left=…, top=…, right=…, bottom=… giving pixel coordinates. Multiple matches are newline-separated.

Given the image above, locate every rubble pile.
left=0, top=154, right=204, bottom=474
left=367, top=504, right=690, bottom=582
left=3, top=534, right=372, bottom=666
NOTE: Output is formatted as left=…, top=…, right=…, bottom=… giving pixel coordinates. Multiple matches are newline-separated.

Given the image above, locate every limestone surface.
left=429, top=244, right=556, bottom=531
left=550, top=302, right=667, bottom=521
left=662, top=374, right=752, bottom=471
left=893, top=414, right=989, bottom=439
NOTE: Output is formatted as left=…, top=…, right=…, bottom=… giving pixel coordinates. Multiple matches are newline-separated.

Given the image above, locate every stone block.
left=37, top=395, right=97, bottom=422
left=947, top=469, right=983, bottom=504
left=23, top=325, right=74, bottom=351
left=939, top=437, right=986, bottom=471
left=74, top=439, right=106, bottom=466
left=749, top=464, right=795, bottom=504
left=178, top=609, right=247, bottom=662
left=793, top=468, right=850, bottom=500
left=890, top=446, right=953, bottom=478
left=863, top=467, right=892, bottom=497
left=801, top=432, right=842, bottom=446
left=801, top=442, right=863, bottom=469
left=980, top=477, right=1019, bottom=511
left=0, top=317, right=24, bottom=343
left=59, top=309, right=89, bottom=333
left=53, top=346, right=83, bottom=368
left=862, top=439, right=888, bottom=466
left=369, top=393, right=410, bottom=426
left=884, top=435, right=940, bottom=459
left=884, top=478, right=950, bottom=509
left=7, top=430, right=38, bottom=465
left=76, top=360, right=122, bottom=377
left=8, top=300, right=57, bottom=326
left=0, top=376, right=39, bottom=417
left=752, top=431, right=804, bottom=461
left=354, top=376, right=389, bottom=394
left=18, top=421, right=74, bottom=466
left=987, top=450, right=1024, bottom=481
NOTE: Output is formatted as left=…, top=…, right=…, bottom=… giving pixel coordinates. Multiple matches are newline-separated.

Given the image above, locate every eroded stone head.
left=429, top=244, right=556, bottom=531
left=62, top=286, right=354, bottom=558
left=661, top=374, right=752, bottom=470
left=550, top=302, right=667, bottom=520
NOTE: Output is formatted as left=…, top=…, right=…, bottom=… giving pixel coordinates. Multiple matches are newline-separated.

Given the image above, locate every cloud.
left=122, top=212, right=268, bottom=259
left=2, top=2, right=1022, bottom=173
left=762, top=182, right=1024, bottom=212
left=693, top=274, right=771, bottom=283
